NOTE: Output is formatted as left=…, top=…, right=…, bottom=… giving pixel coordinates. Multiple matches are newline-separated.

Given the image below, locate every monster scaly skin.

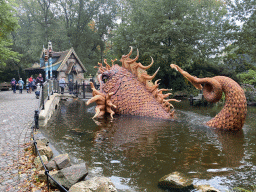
left=87, top=47, right=179, bottom=119
left=171, top=64, right=247, bottom=131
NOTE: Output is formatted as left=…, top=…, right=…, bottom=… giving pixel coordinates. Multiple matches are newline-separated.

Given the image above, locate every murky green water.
left=42, top=99, right=256, bottom=191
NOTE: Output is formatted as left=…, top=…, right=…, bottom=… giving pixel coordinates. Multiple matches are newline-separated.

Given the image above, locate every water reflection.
left=42, top=100, right=253, bottom=192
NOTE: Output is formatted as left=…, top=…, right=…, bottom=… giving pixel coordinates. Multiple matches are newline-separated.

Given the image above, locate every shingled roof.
left=40, top=47, right=86, bottom=72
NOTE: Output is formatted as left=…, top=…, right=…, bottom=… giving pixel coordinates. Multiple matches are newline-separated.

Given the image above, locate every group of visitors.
left=59, top=77, right=74, bottom=95
left=10, top=78, right=25, bottom=94
left=10, top=74, right=77, bottom=95
left=10, top=73, right=44, bottom=94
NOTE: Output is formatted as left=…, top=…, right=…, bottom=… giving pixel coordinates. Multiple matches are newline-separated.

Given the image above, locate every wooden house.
left=25, top=43, right=86, bottom=83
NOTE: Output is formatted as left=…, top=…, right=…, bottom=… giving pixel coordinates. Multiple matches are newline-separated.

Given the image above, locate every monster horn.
left=141, top=67, right=160, bottom=80
left=127, top=49, right=139, bottom=64
left=127, top=46, right=133, bottom=57
left=158, top=89, right=170, bottom=93
left=137, top=56, right=154, bottom=70
left=104, top=59, right=111, bottom=70
left=123, top=46, right=133, bottom=58
left=163, top=93, right=173, bottom=98
left=111, top=59, right=117, bottom=66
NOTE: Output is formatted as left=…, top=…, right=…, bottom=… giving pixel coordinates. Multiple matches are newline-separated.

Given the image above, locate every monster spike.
left=127, top=46, right=133, bottom=58
left=104, top=59, right=111, bottom=70
left=141, top=67, right=160, bottom=81
left=158, top=89, right=170, bottom=93
left=147, top=83, right=159, bottom=92
left=140, top=56, right=154, bottom=70
left=86, top=95, right=105, bottom=105
left=163, top=93, right=172, bottom=99
left=164, top=99, right=181, bottom=102
left=155, top=79, right=161, bottom=85
left=127, top=49, right=139, bottom=64
left=111, top=59, right=117, bottom=66
left=93, top=105, right=106, bottom=119
left=98, top=62, right=103, bottom=67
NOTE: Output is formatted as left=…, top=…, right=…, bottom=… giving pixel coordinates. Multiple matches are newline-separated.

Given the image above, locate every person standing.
left=59, top=77, right=66, bottom=94
left=26, top=78, right=29, bottom=93
left=32, top=78, right=36, bottom=91
left=10, top=78, right=17, bottom=93
left=18, top=78, right=24, bottom=94
left=68, top=80, right=73, bottom=94
left=28, top=76, right=33, bottom=93
left=36, top=73, right=44, bottom=85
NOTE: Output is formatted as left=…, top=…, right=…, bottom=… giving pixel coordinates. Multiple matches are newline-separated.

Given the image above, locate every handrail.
left=32, top=80, right=70, bottom=191
left=32, top=131, right=69, bottom=192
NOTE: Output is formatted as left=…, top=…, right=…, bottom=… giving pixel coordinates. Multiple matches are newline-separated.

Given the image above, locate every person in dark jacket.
left=68, top=80, right=73, bottom=94
left=36, top=73, right=44, bottom=85
left=10, top=78, right=17, bottom=93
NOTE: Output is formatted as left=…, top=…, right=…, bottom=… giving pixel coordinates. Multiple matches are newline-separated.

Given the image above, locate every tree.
left=0, top=0, right=21, bottom=67
left=111, top=0, right=233, bottom=90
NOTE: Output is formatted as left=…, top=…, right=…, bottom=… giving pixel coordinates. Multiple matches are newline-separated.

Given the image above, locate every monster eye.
left=102, top=74, right=109, bottom=83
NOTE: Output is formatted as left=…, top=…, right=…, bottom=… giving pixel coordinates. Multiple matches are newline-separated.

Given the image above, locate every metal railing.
left=32, top=83, right=70, bottom=192
left=39, top=80, right=99, bottom=110
left=31, top=79, right=100, bottom=191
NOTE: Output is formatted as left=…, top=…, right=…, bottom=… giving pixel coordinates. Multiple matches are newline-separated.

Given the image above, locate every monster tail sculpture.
left=170, top=64, right=247, bottom=131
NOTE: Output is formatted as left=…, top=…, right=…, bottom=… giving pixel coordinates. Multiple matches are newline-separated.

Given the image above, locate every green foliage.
left=0, top=0, right=21, bottom=67
left=225, top=0, right=256, bottom=69
left=111, top=0, right=234, bottom=91
left=237, top=70, right=256, bottom=86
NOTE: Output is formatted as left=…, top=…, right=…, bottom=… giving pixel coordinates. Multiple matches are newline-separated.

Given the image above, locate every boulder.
left=34, top=155, right=48, bottom=170
left=54, top=153, right=71, bottom=170
left=38, top=170, right=58, bottom=182
left=34, top=135, right=49, bottom=146
left=46, top=154, right=71, bottom=171
left=50, top=163, right=88, bottom=189
left=69, top=177, right=117, bottom=192
left=45, top=159, right=58, bottom=171
left=37, top=145, right=53, bottom=159
left=194, top=185, right=220, bottom=192
left=158, top=171, right=193, bottom=189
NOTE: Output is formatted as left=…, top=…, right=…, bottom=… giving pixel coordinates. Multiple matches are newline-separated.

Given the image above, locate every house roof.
left=40, top=47, right=86, bottom=72
left=65, top=62, right=74, bottom=75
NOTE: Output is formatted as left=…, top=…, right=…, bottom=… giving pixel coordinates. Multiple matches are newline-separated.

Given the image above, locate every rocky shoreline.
left=33, top=134, right=117, bottom=191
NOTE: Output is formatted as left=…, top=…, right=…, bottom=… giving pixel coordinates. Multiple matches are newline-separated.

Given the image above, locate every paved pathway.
left=0, top=90, right=38, bottom=191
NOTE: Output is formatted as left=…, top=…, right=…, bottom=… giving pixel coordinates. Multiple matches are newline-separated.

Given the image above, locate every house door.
left=68, top=73, right=73, bottom=82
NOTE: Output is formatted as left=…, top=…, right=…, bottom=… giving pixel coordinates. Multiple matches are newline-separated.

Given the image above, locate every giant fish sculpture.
left=87, top=47, right=247, bottom=131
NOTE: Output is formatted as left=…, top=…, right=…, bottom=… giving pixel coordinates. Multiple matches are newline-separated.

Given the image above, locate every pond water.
left=42, top=99, right=256, bottom=192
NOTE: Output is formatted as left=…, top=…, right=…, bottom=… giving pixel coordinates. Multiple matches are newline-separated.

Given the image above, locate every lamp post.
left=44, top=48, right=49, bottom=100
left=48, top=41, right=53, bottom=95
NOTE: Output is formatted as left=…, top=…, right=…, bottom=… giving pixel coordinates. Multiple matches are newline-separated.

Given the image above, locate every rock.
left=45, top=159, right=58, bottom=171
left=69, top=177, right=117, bottom=192
left=46, top=154, right=71, bottom=171
left=194, top=185, right=220, bottom=192
left=38, top=170, right=58, bottom=182
left=55, top=153, right=71, bottom=170
left=50, top=163, right=88, bottom=189
left=158, top=171, right=193, bottom=189
left=34, top=135, right=49, bottom=146
left=37, top=145, right=53, bottom=159
left=34, top=155, right=48, bottom=170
